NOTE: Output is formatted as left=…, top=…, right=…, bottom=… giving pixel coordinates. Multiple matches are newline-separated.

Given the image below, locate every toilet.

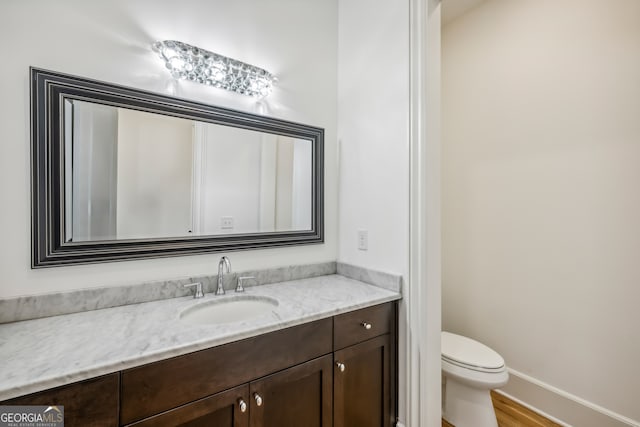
left=441, top=332, right=509, bottom=427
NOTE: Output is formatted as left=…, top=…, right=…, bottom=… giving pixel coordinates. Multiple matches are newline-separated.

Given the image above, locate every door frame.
left=405, top=0, right=442, bottom=426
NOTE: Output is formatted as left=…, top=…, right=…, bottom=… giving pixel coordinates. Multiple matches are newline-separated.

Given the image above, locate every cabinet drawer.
left=333, top=303, right=392, bottom=350
left=120, top=317, right=332, bottom=425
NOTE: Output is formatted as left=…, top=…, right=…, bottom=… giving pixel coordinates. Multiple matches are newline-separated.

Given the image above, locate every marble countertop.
left=0, top=274, right=400, bottom=401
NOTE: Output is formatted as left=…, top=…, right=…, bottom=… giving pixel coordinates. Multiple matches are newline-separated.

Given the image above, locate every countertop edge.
left=1, top=291, right=400, bottom=401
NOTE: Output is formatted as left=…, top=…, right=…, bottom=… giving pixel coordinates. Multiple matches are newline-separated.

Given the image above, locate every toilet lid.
left=441, top=332, right=505, bottom=371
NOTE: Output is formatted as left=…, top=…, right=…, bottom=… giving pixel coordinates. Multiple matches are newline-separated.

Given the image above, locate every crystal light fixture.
left=152, top=40, right=275, bottom=98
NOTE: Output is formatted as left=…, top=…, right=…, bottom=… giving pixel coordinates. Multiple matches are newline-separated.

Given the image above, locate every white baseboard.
left=500, top=368, right=640, bottom=427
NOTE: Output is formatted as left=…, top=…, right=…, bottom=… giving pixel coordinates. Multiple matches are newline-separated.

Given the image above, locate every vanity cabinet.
left=250, top=355, right=333, bottom=427
left=334, top=335, right=391, bottom=427
left=127, top=355, right=333, bottom=427
left=2, top=373, right=119, bottom=427
left=127, top=384, right=249, bottom=427
left=333, top=303, right=395, bottom=427
left=2, top=301, right=397, bottom=427
left=119, top=318, right=332, bottom=424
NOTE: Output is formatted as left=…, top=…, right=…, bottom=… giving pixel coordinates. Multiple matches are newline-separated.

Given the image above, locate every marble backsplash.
left=337, top=262, right=403, bottom=293
left=0, top=262, right=402, bottom=324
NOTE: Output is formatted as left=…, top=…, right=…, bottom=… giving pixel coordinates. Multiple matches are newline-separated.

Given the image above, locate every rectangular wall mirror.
left=32, top=68, right=324, bottom=267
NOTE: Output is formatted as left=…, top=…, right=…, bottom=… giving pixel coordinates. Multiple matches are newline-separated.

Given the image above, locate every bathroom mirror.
left=31, top=68, right=324, bottom=267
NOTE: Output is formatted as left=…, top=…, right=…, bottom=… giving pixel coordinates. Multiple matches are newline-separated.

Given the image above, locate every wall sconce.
left=152, top=40, right=275, bottom=98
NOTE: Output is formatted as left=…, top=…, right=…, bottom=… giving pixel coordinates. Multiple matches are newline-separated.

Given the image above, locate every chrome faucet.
left=216, top=256, right=231, bottom=295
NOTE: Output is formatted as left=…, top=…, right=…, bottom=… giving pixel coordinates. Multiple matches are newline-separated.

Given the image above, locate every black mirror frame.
left=31, top=68, right=324, bottom=268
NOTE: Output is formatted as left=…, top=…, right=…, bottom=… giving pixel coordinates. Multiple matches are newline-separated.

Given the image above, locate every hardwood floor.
left=491, top=391, right=562, bottom=427
left=442, top=391, right=562, bottom=427
left=442, top=419, right=455, bottom=427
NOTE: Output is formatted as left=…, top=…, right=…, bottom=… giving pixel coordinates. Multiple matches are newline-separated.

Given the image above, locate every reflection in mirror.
left=65, top=100, right=312, bottom=242
left=31, top=68, right=323, bottom=267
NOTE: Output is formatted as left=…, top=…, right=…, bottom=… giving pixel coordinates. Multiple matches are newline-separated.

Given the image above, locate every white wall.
left=337, top=0, right=410, bottom=277
left=198, top=123, right=263, bottom=235
left=116, top=109, right=193, bottom=239
left=71, top=101, right=118, bottom=241
left=337, top=0, right=411, bottom=423
left=0, top=0, right=337, bottom=298
left=291, top=139, right=313, bottom=230
left=196, top=129, right=310, bottom=235
left=442, top=0, right=640, bottom=424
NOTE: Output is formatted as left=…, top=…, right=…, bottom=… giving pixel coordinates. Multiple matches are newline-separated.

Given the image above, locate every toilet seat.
left=442, top=357, right=509, bottom=389
left=442, top=332, right=505, bottom=373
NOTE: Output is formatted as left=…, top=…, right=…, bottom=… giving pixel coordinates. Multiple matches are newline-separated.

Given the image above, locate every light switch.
left=221, top=216, right=234, bottom=230
left=358, top=229, right=368, bottom=251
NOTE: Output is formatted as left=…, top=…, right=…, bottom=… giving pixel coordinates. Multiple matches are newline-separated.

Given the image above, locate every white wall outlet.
left=357, top=229, right=368, bottom=251
left=221, top=216, right=234, bottom=230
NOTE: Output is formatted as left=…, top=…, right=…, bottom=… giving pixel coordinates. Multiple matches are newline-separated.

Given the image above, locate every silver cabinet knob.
left=238, top=399, right=247, bottom=413
left=254, top=393, right=263, bottom=406
left=336, top=362, right=346, bottom=372
left=362, top=322, right=372, bottom=330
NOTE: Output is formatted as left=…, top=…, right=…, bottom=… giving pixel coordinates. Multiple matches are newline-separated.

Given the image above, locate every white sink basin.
left=179, top=296, right=279, bottom=325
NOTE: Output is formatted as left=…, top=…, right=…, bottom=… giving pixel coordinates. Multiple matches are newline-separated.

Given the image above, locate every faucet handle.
left=236, top=276, right=256, bottom=293
left=183, top=282, right=204, bottom=298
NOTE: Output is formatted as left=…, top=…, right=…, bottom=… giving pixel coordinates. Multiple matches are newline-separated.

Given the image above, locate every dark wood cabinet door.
left=1, top=374, right=119, bottom=427
left=334, top=334, right=391, bottom=427
left=249, top=355, right=333, bottom=427
left=121, top=318, right=332, bottom=425
left=125, top=384, right=249, bottom=427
